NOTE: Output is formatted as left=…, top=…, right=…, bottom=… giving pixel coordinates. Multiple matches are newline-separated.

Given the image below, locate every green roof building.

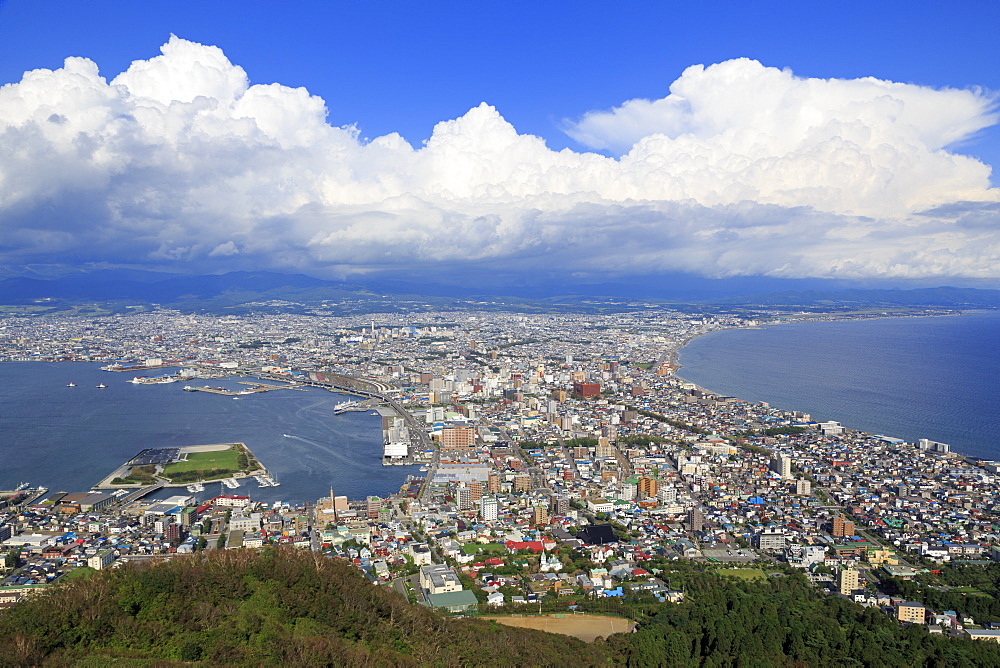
left=422, top=590, right=479, bottom=615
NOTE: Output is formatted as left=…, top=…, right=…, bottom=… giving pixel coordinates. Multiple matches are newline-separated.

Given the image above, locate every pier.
left=0, top=487, right=49, bottom=507
left=183, top=381, right=306, bottom=396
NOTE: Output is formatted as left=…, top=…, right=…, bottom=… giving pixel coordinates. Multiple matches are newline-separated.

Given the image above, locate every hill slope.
left=0, top=548, right=606, bottom=666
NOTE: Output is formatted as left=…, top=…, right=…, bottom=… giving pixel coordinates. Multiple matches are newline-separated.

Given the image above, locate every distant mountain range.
left=1, top=269, right=998, bottom=313
left=707, top=286, right=1000, bottom=308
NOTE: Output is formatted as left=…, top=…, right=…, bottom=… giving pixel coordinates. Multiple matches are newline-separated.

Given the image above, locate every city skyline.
left=1, top=1, right=998, bottom=291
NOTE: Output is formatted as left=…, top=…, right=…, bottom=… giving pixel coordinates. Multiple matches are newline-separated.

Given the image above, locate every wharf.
left=183, top=381, right=306, bottom=396
left=0, top=487, right=49, bottom=507
left=102, top=363, right=180, bottom=373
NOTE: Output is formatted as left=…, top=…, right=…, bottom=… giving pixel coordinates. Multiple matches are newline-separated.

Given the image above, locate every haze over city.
left=1, top=1, right=998, bottom=292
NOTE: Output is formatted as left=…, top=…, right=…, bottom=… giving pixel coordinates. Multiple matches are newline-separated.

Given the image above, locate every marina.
left=254, top=474, right=280, bottom=487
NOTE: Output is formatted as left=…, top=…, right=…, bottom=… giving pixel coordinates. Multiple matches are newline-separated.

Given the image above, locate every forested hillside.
left=0, top=548, right=604, bottom=666
left=5, top=549, right=1000, bottom=666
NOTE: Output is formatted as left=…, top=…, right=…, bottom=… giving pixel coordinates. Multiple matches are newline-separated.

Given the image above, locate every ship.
left=130, top=374, right=179, bottom=385
left=66, top=382, right=76, bottom=387
left=96, top=383, right=107, bottom=389
left=332, top=400, right=363, bottom=414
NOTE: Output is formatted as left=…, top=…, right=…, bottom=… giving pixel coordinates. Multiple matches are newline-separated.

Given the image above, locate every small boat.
left=96, top=383, right=107, bottom=389
left=67, top=382, right=76, bottom=387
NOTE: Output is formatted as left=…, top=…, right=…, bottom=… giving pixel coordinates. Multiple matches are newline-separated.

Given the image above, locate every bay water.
left=0, top=362, right=420, bottom=504
left=677, top=310, right=1000, bottom=460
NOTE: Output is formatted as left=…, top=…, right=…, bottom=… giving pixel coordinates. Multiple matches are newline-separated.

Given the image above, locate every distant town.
left=2, top=305, right=999, bottom=641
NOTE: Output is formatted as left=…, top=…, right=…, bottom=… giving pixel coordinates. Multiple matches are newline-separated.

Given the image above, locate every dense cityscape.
left=3, top=307, right=1000, bottom=645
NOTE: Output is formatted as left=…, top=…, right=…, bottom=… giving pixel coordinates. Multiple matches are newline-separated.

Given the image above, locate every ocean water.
left=677, top=311, right=1000, bottom=460
left=0, top=362, right=420, bottom=503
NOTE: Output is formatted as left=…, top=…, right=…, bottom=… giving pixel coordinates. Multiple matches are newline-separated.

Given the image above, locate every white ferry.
left=130, top=375, right=179, bottom=385
left=333, top=400, right=369, bottom=414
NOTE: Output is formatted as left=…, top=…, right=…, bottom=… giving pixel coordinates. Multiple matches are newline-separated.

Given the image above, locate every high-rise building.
left=366, top=496, right=381, bottom=519
left=795, top=479, right=812, bottom=495
left=771, top=455, right=792, bottom=480
left=514, top=475, right=531, bottom=493
left=658, top=485, right=677, bottom=504
left=480, top=496, right=498, bottom=521
left=832, top=516, right=856, bottom=538
left=441, top=426, right=475, bottom=449
left=688, top=507, right=703, bottom=532
left=164, top=523, right=182, bottom=543
left=839, top=567, right=859, bottom=595
left=637, top=476, right=659, bottom=499
left=532, top=505, right=549, bottom=526
left=467, top=481, right=483, bottom=502
left=456, top=486, right=472, bottom=510
left=487, top=472, right=500, bottom=493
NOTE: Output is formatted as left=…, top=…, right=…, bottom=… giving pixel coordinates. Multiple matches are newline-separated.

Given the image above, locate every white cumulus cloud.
left=0, top=38, right=997, bottom=282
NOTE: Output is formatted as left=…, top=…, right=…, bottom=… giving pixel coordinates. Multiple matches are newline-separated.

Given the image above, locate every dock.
left=183, top=381, right=306, bottom=396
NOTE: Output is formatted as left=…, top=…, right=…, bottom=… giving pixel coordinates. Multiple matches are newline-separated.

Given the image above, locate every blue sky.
left=1, top=1, right=998, bottom=288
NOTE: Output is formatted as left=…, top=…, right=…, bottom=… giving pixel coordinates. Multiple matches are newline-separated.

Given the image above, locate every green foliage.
left=0, top=548, right=602, bottom=666
left=116, top=464, right=159, bottom=485
left=604, top=570, right=1000, bottom=666
left=5, top=550, right=1000, bottom=666
left=883, top=562, right=1000, bottom=622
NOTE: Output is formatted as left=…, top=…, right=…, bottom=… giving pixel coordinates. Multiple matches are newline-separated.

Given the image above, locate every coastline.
left=669, top=310, right=968, bottom=381
left=668, top=310, right=995, bottom=460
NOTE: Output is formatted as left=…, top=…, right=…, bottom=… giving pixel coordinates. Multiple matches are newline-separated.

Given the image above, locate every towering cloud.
left=0, top=37, right=997, bottom=280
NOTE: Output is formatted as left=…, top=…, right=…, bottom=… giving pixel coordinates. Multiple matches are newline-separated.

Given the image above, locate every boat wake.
left=281, top=433, right=350, bottom=464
